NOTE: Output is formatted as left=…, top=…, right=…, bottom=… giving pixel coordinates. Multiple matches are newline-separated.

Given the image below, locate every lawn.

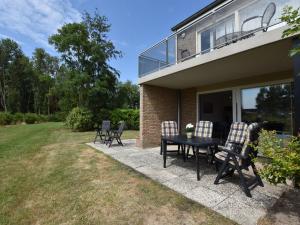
left=0, top=123, right=235, bottom=225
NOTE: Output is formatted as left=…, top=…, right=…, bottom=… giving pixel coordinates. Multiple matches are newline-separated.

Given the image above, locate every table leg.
left=163, top=140, right=167, bottom=168
left=182, top=145, right=186, bottom=162
left=196, top=147, right=200, bottom=181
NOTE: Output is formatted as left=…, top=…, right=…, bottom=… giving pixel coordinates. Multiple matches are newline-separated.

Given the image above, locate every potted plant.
left=185, top=123, right=194, bottom=139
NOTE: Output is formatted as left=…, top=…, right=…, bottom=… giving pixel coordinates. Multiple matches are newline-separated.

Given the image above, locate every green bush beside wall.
left=110, top=109, right=139, bottom=130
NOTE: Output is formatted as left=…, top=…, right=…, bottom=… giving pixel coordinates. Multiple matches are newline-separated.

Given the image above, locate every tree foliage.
left=115, top=81, right=139, bottom=109
left=49, top=11, right=122, bottom=115
left=281, top=6, right=300, bottom=57
left=0, top=11, right=139, bottom=125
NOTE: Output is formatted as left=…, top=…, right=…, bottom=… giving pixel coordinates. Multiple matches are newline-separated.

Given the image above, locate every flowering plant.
left=185, top=123, right=194, bottom=133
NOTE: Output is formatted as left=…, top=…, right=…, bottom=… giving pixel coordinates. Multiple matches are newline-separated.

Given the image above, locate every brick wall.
left=180, top=88, right=197, bottom=133
left=139, top=85, right=178, bottom=148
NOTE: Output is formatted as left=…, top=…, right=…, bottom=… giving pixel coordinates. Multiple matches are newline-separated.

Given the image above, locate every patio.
left=87, top=139, right=294, bottom=225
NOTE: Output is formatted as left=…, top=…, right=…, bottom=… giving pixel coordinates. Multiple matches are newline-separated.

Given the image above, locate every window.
left=200, top=29, right=212, bottom=54
left=241, top=83, right=293, bottom=134
left=198, top=15, right=235, bottom=54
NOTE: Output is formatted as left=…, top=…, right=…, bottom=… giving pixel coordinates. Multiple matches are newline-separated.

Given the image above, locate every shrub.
left=0, top=112, right=13, bottom=125
left=110, top=109, right=139, bottom=130
left=255, top=130, right=300, bottom=186
left=37, top=114, right=48, bottom=123
left=66, top=107, right=93, bottom=131
left=13, top=113, right=24, bottom=124
left=48, top=112, right=67, bottom=122
left=24, top=113, right=39, bottom=124
left=92, top=109, right=111, bottom=128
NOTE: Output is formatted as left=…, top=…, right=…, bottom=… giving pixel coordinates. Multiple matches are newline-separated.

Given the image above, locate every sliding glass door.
left=240, top=83, right=294, bottom=134
left=197, top=82, right=294, bottom=141
left=198, top=91, right=233, bottom=143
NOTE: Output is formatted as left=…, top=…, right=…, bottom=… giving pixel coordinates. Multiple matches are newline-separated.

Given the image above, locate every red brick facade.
left=180, top=88, right=197, bottom=133
left=139, top=85, right=197, bottom=148
left=139, top=85, right=178, bottom=148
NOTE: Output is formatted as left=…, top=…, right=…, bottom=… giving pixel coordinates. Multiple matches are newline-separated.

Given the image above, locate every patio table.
left=161, top=135, right=220, bottom=180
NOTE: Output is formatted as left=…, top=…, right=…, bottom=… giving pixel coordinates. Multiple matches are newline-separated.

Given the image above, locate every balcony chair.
left=180, top=49, right=191, bottom=61
left=241, top=2, right=276, bottom=37
left=94, top=120, right=111, bottom=143
left=106, top=121, right=125, bottom=147
left=160, top=121, right=182, bottom=155
left=186, top=121, right=213, bottom=161
left=214, top=123, right=264, bottom=197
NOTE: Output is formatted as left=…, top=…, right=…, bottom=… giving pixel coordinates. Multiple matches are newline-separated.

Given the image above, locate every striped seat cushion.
left=225, top=122, right=248, bottom=148
left=215, top=123, right=260, bottom=166
left=215, top=151, right=238, bottom=166
left=194, top=121, right=213, bottom=138
left=161, top=121, right=179, bottom=136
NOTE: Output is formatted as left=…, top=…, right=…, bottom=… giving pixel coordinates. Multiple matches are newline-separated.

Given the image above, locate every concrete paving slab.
left=87, top=140, right=288, bottom=225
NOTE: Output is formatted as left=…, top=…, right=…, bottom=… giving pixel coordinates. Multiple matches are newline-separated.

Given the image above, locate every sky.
left=0, top=0, right=213, bottom=84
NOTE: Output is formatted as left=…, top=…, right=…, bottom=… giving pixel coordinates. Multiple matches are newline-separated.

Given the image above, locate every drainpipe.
left=177, top=90, right=181, bottom=134
left=293, top=38, right=300, bottom=136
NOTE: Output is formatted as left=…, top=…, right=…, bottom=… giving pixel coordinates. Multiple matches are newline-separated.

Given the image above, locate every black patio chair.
left=106, top=121, right=125, bottom=147
left=160, top=121, right=182, bottom=155
left=214, top=123, right=264, bottom=197
left=187, top=121, right=213, bottom=161
left=241, top=2, right=276, bottom=37
left=94, top=120, right=110, bottom=143
left=214, top=122, right=248, bottom=172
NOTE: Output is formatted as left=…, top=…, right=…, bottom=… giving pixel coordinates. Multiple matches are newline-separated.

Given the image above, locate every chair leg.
left=108, top=137, right=114, bottom=147
left=251, top=162, right=264, bottom=187
left=214, top=156, right=230, bottom=184
left=215, top=161, right=219, bottom=172
left=232, top=157, right=252, bottom=197
left=117, top=137, right=123, bottom=146
left=94, top=133, right=98, bottom=143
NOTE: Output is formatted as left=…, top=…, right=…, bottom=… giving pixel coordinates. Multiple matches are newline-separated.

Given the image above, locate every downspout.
left=292, top=38, right=300, bottom=136
left=177, top=90, right=181, bottom=134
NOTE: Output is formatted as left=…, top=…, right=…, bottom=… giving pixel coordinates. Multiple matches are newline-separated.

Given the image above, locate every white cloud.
left=0, top=0, right=82, bottom=49
left=0, top=33, right=24, bottom=44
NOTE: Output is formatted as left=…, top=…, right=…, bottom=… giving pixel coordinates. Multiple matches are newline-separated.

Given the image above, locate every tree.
left=49, top=11, right=121, bottom=115
left=32, top=48, right=59, bottom=114
left=115, top=81, right=139, bottom=109
left=0, top=39, right=34, bottom=113
left=281, top=6, right=300, bottom=56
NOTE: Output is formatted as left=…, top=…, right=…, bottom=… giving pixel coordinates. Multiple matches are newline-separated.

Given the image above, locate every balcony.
left=138, top=0, right=300, bottom=78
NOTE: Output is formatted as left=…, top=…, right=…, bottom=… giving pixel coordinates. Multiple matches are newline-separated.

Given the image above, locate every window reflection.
left=241, top=83, right=293, bottom=134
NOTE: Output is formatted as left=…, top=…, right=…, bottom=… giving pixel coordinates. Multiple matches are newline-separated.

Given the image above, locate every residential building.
left=138, top=0, right=300, bottom=148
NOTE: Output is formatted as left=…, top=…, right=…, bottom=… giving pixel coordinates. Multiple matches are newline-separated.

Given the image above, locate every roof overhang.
left=138, top=26, right=294, bottom=89
left=171, top=0, right=228, bottom=32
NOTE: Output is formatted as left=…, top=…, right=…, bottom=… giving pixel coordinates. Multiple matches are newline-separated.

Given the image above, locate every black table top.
left=162, top=135, right=220, bottom=147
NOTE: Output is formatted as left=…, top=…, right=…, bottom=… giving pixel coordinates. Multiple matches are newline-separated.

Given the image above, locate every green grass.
left=0, top=123, right=235, bottom=225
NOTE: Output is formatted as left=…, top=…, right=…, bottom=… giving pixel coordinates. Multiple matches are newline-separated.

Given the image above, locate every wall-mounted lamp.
left=180, top=32, right=186, bottom=39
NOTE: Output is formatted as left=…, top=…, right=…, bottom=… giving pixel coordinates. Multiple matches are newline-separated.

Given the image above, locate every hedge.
left=0, top=112, right=14, bottom=125
left=0, top=112, right=66, bottom=126
left=65, top=107, right=93, bottom=131
left=110, top=109, right=139, bottom=130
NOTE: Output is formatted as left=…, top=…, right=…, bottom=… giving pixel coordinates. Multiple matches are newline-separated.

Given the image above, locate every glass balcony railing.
left=138, top=0, right=300, bottom=78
